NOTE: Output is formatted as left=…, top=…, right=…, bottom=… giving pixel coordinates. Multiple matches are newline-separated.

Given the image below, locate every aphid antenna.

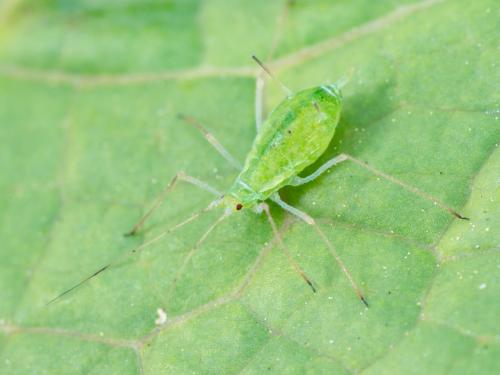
left=46, top=198, right=221, bottom=306
left=252, top=55, right=293, bottom=96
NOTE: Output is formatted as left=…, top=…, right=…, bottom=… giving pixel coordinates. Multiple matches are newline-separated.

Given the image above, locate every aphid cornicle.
left=49, top=56, right=468, bottom=307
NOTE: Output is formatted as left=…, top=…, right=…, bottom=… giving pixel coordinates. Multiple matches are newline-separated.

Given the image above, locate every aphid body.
left=225, top=85, right=341, bottom=210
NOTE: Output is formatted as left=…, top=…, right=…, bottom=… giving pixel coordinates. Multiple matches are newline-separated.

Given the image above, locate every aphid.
left=48, top=56, right=468, bottom=307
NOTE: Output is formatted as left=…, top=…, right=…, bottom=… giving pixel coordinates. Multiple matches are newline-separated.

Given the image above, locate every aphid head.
left=219, top=195, right=247, bottom=213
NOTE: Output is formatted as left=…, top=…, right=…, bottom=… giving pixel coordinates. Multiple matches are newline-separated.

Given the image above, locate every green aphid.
left=49, top=56, right=468, bottom=307
left=226, top=84, right=342, bottom=209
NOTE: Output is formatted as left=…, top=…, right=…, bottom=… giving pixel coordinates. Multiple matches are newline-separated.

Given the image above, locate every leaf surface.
left=0, top=0, right=498, bottom=374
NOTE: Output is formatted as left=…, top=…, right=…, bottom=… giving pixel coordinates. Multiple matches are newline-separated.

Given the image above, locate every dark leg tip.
left=309, top=282, right=317, bottom=293
left=454, top=212, right=470, bottom=221
left=361, top=296, right=369, bottom=308
left=124, top=229, right=137, bottom=237
left=305, top=279, right=317, bottom=293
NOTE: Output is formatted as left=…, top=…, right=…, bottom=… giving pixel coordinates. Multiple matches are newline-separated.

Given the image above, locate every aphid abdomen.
left=230, top=85, right=342, bottom=203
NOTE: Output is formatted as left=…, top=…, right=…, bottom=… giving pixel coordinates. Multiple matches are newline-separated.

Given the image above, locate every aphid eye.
left=236, top=203, right=243, bottom=211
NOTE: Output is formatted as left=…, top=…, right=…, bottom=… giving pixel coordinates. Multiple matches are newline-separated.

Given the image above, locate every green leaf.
left=0, top=0, right=498, bottom=374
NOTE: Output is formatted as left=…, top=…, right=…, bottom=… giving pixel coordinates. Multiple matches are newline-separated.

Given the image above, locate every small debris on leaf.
left=155, top=308, right=167, bottom=326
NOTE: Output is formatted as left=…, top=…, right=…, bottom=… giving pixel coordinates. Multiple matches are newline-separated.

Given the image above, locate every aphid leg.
left=271, top=195, right=369, bottom=308
left=290, top=153, right=468, bottom=220
left=47, top=198, right=222, bottom=305
left=289, top=154, right=348, bottom=186
left=260, top=203, right=316, bottom=293
left=252, top=55, right=292, bottom=96
left=341, top=153, right=468, bottom=219
left=255, top=75, right=265, bottom=132
left=177, top=114, right=242, bottom=170
left=165, top=209, right=231, bottom=299
left=125, top=171, right=222, bottom=236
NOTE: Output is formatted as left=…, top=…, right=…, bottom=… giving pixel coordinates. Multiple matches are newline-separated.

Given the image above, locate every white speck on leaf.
left=479, top=283, right=487, bottom=290
left=155, top=308, right=167, bottom=326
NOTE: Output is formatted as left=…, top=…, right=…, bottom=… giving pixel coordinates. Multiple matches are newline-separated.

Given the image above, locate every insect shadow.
left=48, top=57, right=468, bottom=307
